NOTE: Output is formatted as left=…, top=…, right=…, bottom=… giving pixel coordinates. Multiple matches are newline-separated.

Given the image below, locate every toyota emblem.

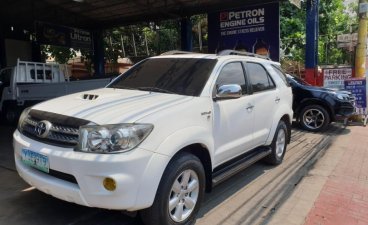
left=35, top=120, right=52, bottom=138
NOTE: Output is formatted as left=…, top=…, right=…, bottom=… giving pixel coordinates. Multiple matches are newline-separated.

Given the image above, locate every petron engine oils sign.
left=208, top=2, right=280, bottom=62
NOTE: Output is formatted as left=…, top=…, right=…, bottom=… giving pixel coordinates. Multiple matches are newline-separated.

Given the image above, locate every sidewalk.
left=268, top=125, right=368, bottom=225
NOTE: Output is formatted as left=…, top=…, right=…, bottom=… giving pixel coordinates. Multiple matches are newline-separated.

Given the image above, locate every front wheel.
left=264, top=120, right=288, bottom=165
left=140, top=152, right=205, bottom=225
left=299, top=105, right=330, bottom=132
left=1, top=106, right=20, bottom=125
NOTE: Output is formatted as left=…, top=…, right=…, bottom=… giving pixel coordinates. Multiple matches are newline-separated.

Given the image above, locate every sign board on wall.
left=289, top=0, right=301, bottom=8
left=323, top=68, right=352, bottom=90
left=208, top=2, right=280, bottom=61
left=35, top=22, right=93, bottom=50
left=344, top=78, right=367, bottom=109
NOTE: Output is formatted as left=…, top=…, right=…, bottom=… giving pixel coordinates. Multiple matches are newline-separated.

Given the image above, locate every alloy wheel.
left=302, top=108, right=325, bottom=130
left=168, top=169, right=199, bottom=222
left=276, top=129, right=286, bottom=157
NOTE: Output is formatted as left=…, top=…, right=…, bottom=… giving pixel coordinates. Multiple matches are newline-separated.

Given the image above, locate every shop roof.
left=0, top=0, right=285, bottom=29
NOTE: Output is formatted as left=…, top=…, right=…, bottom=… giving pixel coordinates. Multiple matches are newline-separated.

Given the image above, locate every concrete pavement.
left=268, top=125, right=368, bottom=225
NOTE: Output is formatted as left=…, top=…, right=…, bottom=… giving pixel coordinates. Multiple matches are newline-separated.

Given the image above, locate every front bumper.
left=13, top=130, right=169, bottom=211
left=334, top=101, right=355, bottom=118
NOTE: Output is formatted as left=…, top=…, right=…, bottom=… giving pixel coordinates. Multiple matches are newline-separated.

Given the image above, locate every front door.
left=213, top=61, right=255, bottom=167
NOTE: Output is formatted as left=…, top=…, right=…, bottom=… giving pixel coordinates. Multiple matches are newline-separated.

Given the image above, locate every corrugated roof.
left=0, top=0, right=282, bottom=29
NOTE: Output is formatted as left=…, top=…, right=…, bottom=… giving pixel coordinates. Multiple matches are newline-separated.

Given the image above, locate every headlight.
left=76, top=123, right=153, bottom=154
left=18, top=107, right=31, bottom=132
left=335, top=93, right=350, bottom=101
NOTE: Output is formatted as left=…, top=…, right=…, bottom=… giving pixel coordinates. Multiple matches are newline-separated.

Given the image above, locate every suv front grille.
left=20, top=110, right=91, bottom=148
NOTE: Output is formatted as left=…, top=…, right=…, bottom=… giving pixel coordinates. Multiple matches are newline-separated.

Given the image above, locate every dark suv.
left=286, top=74, right=355, bottom=132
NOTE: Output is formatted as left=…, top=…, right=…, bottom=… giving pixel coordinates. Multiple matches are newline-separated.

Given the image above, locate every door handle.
left=275, top=97, right=281, bottom=103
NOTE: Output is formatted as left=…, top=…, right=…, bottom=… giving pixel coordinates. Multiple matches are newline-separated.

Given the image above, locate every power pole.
left=355, top=0, right=368, bottom=78
left=305, top=0, right=319, bottom=85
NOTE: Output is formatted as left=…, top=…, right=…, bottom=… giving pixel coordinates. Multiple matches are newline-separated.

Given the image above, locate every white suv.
left=14, top=50, right=293, bottom=225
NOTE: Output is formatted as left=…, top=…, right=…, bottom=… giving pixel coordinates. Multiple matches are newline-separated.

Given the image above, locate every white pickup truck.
left=0, top=59, right=112, bottom=123
left=14, top=51, right=293, bottom=225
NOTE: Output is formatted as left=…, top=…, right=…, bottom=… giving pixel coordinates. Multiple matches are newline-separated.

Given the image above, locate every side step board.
left=212, top=147, right=272, bottom=186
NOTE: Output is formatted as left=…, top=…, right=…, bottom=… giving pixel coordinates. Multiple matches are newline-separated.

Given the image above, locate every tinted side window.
left=215, top=62, right=247, bottom=94
left=272, top=65, right=290, bottom=87
left=246, top=62, right=275, bottom=93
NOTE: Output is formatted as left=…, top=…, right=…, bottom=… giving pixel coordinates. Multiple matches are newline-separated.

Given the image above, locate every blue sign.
left=208, top=2, right=280, bottom=61
left=344, top=78, right=367, bottom=108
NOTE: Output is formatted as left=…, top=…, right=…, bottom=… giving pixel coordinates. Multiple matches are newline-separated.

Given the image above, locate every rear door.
left=245, top=62, right=280, bottom=147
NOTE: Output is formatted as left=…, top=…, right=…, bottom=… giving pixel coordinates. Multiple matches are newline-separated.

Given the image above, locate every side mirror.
left=215, top=84, right=242, bottom=100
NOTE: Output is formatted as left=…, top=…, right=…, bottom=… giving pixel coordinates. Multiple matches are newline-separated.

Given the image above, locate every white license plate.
left=21, top=149, right=49, bottom=173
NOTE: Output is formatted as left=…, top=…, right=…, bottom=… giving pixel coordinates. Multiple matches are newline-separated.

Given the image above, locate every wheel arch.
left=265, top=104, right=293, bottom=145
left=135, top=127, right=214, bottom=210
left=172, top=144, right=213, bottom=193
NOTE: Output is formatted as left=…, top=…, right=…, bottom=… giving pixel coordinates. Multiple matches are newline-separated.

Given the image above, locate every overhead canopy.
left=0, top=0, right=289, bottom=29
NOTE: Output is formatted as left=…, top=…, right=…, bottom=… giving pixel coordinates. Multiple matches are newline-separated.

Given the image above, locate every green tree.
left=280, top=1, right=306, bottom=62
left=318, top=0, right=355, bottom=64
left=280, top=0, right=356, bottom=65
left=41, top=45, right=77, bottom=64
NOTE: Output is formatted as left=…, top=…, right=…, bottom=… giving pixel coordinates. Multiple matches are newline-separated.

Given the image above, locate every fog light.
left=103, top=177, right=116, bottom=191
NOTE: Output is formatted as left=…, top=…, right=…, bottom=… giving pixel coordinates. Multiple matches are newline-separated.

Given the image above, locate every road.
left=0, top=123, right=347, bottom=225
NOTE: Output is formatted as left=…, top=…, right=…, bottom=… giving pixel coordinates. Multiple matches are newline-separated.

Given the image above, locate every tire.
left=299, top=105, right=330, bottom=132
left=264, top=120, right=288, bottom=165
left=1, top=106, right=20, bottom=125
left=0, top=105, right=20, bottom=125
left=140, top=152, right=205, bottom=225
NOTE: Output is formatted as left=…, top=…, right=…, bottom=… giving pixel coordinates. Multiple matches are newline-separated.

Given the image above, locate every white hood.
left=32, top=88, right=193, bottom=124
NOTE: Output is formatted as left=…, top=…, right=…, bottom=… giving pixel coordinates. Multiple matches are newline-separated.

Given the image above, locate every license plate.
left=21, top=149, right=49, bottom=173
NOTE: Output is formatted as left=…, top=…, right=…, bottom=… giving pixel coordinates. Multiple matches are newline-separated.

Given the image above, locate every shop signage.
left=359, top=2, right=368, bottom=14
left=289, top=0, right=301, bottom=8
left=323, top=68, right=352, bottom=90
left=35, top=21, right=93, bottom=50
left=208, top=2, right=280, bottom=61
left=337, top=33, right=358, bottom=43
left=344, top=78, right=367, bottom=109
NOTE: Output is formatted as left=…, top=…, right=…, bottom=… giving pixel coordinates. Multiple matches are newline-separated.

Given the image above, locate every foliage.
left=41, top=45, right=76, bottom=64
left=191, top=14, right=208, bottom=52
left=104, top=20, right=180, bottom=60
left=280, top=1, right=306, bottom=62
left=318, top=0, right=356, bottom=64
left=280, top=0, right=356, bottom=65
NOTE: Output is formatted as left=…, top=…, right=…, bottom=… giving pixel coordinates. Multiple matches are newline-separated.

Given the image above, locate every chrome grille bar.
left=22, top=116, right=79, bottom=147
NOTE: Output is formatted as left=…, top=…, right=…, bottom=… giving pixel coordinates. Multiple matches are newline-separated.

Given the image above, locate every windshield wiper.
left=111, top=85, right=138, bottom=90
left=138, top=87, right=175, bottom=94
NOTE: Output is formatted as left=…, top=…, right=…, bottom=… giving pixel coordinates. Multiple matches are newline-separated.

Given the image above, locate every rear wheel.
left=264, top=120, right=288, bottom=165
left=140, top=152, right=205, bottom=225
left=299, top=105, right=330, bottom=132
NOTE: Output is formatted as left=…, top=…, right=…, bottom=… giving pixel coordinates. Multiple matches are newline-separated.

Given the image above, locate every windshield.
left=108, top=58, right=217, bottom=96
left=287, top=74, right=311, bottom=86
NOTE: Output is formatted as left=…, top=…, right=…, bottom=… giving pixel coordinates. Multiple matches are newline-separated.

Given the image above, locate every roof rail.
left=160, top=50, right=198, bottom=55
left=217, top=50, right=271, bottom=60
